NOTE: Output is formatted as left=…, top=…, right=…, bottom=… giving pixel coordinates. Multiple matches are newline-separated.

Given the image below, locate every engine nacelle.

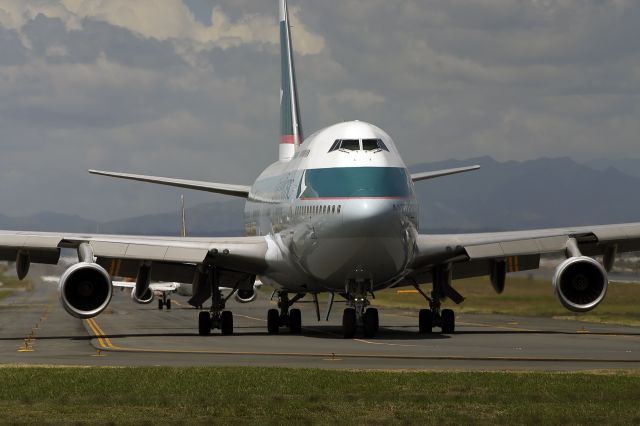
left=552, top=256, right=608, bottom=312
left=234, top=288, right=257, bottom=303
left=131, top=287, right=154, bottom=304
left=58, top=262, right=112, bottom=319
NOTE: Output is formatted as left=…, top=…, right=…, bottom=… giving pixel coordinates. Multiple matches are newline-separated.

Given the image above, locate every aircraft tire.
left=342, top=308, right=356, bottom=339
left=419, top=309, right=432, bottom=334
left=221, top=310, right=233, bottom=335
left=289, top=308, right=302, bottom=334
left=166, top=299, right=172, bottom=310
left=363, top=308, right=378, bottom=338
left=441, top=309, right=455, bottom=334
left=198, top=311, right=211, bottom=336
left=158, top=299, right=164, bottom=310
left=267, top=309, right=280, bottom=334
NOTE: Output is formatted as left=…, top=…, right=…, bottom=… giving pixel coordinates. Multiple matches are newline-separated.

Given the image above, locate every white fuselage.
left=244, top=121, right=419, bottom=293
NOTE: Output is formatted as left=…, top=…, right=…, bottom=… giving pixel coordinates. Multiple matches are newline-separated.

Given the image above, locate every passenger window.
left=339, top=139, right=360, bottom=151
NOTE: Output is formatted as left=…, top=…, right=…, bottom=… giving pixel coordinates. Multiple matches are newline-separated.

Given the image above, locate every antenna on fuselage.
left=180, top=194, right=187, bottom=238
left=279, top=0, right=304, bottom=161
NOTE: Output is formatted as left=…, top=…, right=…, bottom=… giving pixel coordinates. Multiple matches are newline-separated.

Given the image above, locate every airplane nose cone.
left=302, top=198, right=417, bottom=286
left=341, top=199, right=399, bottom=237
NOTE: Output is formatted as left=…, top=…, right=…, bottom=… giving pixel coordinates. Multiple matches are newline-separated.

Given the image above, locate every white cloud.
left=0, top=0, right=325, bottom=54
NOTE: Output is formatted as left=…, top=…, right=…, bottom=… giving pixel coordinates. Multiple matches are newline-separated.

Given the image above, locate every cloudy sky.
left=0, top=0, right=638, bottom=221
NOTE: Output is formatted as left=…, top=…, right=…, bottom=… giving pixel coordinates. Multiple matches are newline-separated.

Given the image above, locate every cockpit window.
left=339, top=139, right=360, bottom=151
left=329, top=138, right=389, bottom=153
left=362, top=138, right=389, bottom=152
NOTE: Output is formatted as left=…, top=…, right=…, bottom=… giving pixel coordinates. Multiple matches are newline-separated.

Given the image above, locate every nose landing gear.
left=342, top=279, right=379, bottom=338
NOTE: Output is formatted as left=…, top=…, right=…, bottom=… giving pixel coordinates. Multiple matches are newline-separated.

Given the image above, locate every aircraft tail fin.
left=279, top=0, right=304, bottom=161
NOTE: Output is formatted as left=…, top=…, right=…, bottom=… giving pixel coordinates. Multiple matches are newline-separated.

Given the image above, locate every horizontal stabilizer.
left=411, top=165, right=480, bottom=182
left=89, top=170, right=250, bottom=198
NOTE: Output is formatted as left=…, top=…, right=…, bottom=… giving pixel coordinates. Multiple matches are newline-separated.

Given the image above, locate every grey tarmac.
left=1, top=272, right=640, bottom=371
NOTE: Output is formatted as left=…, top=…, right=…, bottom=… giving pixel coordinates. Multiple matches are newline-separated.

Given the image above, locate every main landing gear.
left=342, top=279, right=379, bottom=339
left=195, top=266, right=234, bottom=336
left=267, top=292, right=304, bottom=334
left=416, top=264, right=464, bottom=335
left=157, top=292, right=172, bottom=310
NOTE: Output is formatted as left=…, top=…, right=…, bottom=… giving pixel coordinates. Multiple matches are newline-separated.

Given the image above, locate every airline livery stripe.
left=281, top=135, right=295, bottom=144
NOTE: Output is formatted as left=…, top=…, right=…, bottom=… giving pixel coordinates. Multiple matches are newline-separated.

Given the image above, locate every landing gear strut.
left=416, top=264, right=463, bottom=335
left=342, top=279, right=379, bottom=338
left=196, top=266, right=234, bottom=336
left=267, top=291, right=304, bottom=334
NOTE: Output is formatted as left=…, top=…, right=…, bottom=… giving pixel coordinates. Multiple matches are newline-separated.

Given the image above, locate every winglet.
left=180, top=194, right=187, bottom=238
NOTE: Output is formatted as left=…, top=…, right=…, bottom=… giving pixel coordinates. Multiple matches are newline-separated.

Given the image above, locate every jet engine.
left=131, top=287, right=154, bottom=304
left=58, top=262, right=113, bottom=319
left=552, top=256, right=608, bottom=312
left=234, top=288, right=257, bottom=303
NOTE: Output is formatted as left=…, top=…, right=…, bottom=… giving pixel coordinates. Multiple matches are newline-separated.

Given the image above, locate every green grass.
left=0, top=367, right=639, bottom=424
left=375, top=276, right=640, bottom=326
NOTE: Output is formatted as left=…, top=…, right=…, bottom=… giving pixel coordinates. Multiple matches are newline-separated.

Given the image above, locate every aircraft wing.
left=408, top=222, right=640, bottom=282
left=88, top=170, right=250, bottom=198
left=0, top=230, right=268, bottom=283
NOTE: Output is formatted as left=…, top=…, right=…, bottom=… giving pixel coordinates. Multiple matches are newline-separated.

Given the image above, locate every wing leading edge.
left=0, top=230, right=268, bottom=281
left=409, top=222, right=640, bottom=283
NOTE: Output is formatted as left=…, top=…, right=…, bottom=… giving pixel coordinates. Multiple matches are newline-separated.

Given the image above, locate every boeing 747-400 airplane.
left=2, top=0, right=640, bottom=338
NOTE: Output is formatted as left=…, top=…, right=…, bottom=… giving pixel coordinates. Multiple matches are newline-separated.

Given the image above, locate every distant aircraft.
left=2, top=0, right=640, bottom=338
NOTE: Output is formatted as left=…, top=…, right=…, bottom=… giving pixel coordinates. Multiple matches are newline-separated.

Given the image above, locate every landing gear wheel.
left=198, top=311, right=211, bottom=336
left=166, top=299, right=172, bottom=310
left=419, top=309, right=432, bottom=334
left=289, top=308, right=302, bottom=334
left=363, top=308, right=379, bottom=338
left=158, top=299, right=164, bottom=310
left=221, top=310, right=234, bottom=335
left=267, top=309, right=280, bottom=334
left=342, top=308, right=356, bottom=339
left=441, top=309, right=455, bottom=334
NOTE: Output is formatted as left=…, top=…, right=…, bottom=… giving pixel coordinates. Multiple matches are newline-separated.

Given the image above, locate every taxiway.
left=1, top=271, right=640, bottom=370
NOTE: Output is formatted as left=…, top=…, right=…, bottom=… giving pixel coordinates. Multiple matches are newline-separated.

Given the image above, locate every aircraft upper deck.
left=298, top=121, right=406, bottom=170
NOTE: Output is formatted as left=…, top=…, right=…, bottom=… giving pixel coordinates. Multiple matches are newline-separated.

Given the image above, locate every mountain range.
left=1, top=156, right=639, bottom=235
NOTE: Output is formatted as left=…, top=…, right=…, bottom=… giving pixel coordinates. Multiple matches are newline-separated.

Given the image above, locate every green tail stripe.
left=280, top=17, right=303, bottom=144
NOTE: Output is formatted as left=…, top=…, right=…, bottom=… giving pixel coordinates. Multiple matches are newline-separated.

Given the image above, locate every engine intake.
left=552, top=256, right=608, bottom=312
left=234, top=288, right=257, bottom=303
left=59, top=262, right=112, bottom=319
